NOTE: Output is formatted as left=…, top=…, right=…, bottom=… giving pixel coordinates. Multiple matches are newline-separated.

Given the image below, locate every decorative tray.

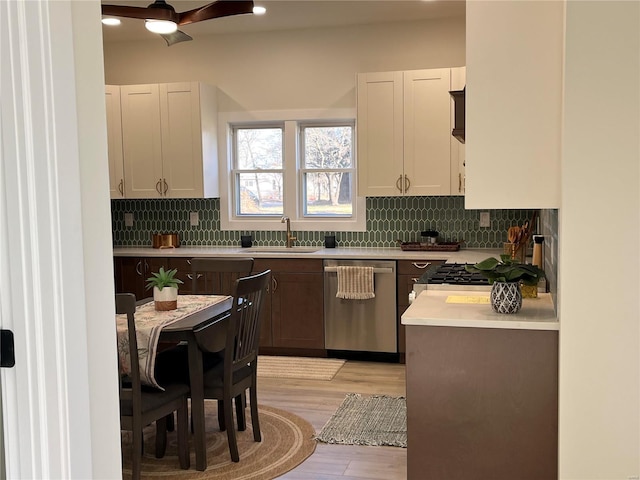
left=399, top=241, right=462, bottom=252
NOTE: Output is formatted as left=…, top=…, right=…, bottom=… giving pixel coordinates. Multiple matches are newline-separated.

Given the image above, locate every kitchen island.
left=402, top=289, right=558, bottom=480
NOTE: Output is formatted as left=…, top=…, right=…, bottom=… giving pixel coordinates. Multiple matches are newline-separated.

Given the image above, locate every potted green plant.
left=465, top=254, right=545, bottom=314
left=145, top=267, right=183, bottom=311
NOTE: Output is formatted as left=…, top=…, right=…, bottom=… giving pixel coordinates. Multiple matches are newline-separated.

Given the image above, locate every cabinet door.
left=114, top=257, right=146, bottom=299
left=403, top=69, right=452, bottom=196
left=450, top=67, right=466, bottom=195
left=357, top=71, right=404, bottom=196
left=465, top=1, right=562, bottom=208
left=120, top=84, right=163, bottom=198
left=397, top=260, right=446, bottom=355
left=271, top=271, right=324, bottom=349
left=159, top=83, right=204, bottom=198
left=105, top=85, right=125, bottom=199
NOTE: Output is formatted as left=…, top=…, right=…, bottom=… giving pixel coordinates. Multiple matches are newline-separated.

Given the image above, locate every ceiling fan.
left=102, top=0, right=255, bottom=46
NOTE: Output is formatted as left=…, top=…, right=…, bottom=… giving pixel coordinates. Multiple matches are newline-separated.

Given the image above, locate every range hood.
left=449, top=87, right=465, bottom=143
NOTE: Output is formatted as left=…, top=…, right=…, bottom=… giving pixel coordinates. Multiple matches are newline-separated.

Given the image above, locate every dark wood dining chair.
left=190, top=257, right=255, bottom=429
left=201, top=269, right=271, bottom=461
left=116, top=293, right=190, bottom=479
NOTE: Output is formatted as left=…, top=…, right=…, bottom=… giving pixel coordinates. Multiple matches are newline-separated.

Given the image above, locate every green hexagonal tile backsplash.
left=111, top=197, right=534, bottom=249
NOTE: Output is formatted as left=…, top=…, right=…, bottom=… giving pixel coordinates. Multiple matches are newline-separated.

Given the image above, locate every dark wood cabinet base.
left=406, top=325, right=558, bottom=480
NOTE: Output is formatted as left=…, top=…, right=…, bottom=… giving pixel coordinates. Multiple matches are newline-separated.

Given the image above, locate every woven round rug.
left=121, top=404, right=316, bottom=479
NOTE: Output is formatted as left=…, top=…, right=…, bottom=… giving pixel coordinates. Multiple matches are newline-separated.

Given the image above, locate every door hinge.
left=1, top=330, right=15, bottom=368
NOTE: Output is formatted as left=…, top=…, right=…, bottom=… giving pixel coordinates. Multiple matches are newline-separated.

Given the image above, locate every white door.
left=0, top=1, right=121, bottom=478
left=403, top=68, right=452, bottom=196
left=121, top=84, right=165, bottom=198
left=356, top=71, right=404, bottom=196
left=106, top=85, right=126, bottom=199
left=160, top=82, right=205, bottom=198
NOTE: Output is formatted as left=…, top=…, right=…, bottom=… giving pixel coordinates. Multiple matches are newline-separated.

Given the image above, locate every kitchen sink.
left=236, top=246, right=321, bottom=254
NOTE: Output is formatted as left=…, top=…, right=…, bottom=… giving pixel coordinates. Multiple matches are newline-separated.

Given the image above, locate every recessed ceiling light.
left=253, top=6, right=266, bottom=15
left=101, top=17, right=121, bottom=26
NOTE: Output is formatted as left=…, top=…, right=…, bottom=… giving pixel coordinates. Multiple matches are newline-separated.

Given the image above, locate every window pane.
left=304, top=172, right=352, bottom=216
left=237, top=172, right=283, bottom=215
left=303, top=126, right=352, bottom=169
left=236, top=128, right=283, bottom=169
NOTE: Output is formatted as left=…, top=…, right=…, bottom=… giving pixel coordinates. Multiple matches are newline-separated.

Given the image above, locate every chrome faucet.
left=281, top=216, right=296, bottom=248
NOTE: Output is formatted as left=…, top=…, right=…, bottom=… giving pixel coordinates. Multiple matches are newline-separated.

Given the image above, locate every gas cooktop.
left=427, top=263, right=490, bottom=286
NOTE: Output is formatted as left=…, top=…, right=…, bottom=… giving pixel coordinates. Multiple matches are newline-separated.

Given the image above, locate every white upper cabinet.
left=450, top=67, right=466, bottom=195
left=465, top=1, right=563, bottom=208
left=403, top=69, right=452, bottom=196
left=105, top=85, right=125, bottom=199
left=357, top=68, right=460, bottom=197
left=357, top=71, right=404, bottom=196
left=116, top=82, right=218, bottom=199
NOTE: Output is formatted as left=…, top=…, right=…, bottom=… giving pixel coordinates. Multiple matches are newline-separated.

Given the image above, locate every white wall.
left=71, top=2, right=123, bottom=478
left=559, top=1, right=640, bottom=478
left=103, top=17, right=465, bottom=112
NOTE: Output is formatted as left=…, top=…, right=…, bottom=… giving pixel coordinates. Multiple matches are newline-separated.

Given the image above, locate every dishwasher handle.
left=323, top=266, right=394, bottom=274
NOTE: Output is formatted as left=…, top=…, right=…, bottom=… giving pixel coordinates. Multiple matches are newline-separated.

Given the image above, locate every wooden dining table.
left=120, top=294, right=234, bottom=471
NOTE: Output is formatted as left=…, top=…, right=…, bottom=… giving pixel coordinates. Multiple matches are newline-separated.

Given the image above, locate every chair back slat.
left=223, top=270, right=270, bottom=372
left=190, top=257, right=254, bottom=295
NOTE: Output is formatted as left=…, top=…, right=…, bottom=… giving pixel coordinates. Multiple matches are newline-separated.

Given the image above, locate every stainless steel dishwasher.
left=323, top=259, right=397, bottom=353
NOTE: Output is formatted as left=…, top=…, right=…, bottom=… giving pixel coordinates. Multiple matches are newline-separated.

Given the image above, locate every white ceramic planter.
left=153, top=286, right=178, bottom=311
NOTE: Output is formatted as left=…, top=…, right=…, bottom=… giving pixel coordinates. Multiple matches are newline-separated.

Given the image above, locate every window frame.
left=218, top=109, right=365, bottom=232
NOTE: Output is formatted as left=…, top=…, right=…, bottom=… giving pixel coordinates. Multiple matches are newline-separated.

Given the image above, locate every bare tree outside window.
left=302, top=125, right=354, bottom=216
left=235, top=127, right=284, bottom=215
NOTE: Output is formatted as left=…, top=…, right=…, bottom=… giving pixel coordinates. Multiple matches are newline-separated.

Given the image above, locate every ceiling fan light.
left=145, top=19, right=178, bottom=34
left=101, top=17, right=121, bottom=26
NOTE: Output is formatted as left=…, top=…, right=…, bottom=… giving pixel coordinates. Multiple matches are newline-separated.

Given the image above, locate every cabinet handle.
left=155, top=179, right=162, bottom=195
left=404, top=175, right=410, bottom=193
left=135, top=261, right=142, bottom=276
left=186, top=273, right=203, bottom=280
left=411, top=277, right=419, bottom=283
left=118, top=179, right=124, bottom=196
left=163, top=179, right=169, bottom=195
left=272, top=277, right=277, bottom=293
left=186, top=259, right=192, bottom=265
left=395, top=175, right=403, bottom=193
left=411, top=262, right=431, bottom=269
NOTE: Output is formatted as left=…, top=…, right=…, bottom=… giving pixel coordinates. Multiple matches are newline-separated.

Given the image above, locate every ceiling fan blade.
left=160, top=29, right=193, bottom=47
left=177, top=0, right=254, bottom=27
left=101, top=4, right=178, bottom=22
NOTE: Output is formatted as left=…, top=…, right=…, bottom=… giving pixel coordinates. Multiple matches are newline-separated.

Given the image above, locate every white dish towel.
left=336, top=266, right=375, bottom=300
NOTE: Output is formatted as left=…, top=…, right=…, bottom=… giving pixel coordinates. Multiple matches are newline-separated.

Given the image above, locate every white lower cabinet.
left=357, top=67, right=465, bottom=197
left=108, top=82, right=218, bottom=199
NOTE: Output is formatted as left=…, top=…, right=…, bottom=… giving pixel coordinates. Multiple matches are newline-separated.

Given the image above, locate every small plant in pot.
left=146, top=267, right=183, bottom=311
left=465, top=254, right=545, bottom=314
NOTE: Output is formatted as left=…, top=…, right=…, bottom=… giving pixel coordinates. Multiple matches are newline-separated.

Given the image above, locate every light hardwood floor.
left=258, top=360, right=407, bottom=480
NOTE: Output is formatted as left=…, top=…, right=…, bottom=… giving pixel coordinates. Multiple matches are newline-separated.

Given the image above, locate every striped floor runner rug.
left=316, top=393, right=407, bottom=448
left=257, top=355, right=346, bottom=380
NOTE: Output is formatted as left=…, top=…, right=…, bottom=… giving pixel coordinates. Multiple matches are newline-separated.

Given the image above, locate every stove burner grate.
left=427, top=263, right=490, bottom=286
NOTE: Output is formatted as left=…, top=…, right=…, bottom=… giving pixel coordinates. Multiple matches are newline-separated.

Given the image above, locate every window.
left=234, top=127, right=283, bottom=216
left=219, top=109, right=365, bottom=232
left=301, top=124, right=354, bottom=217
